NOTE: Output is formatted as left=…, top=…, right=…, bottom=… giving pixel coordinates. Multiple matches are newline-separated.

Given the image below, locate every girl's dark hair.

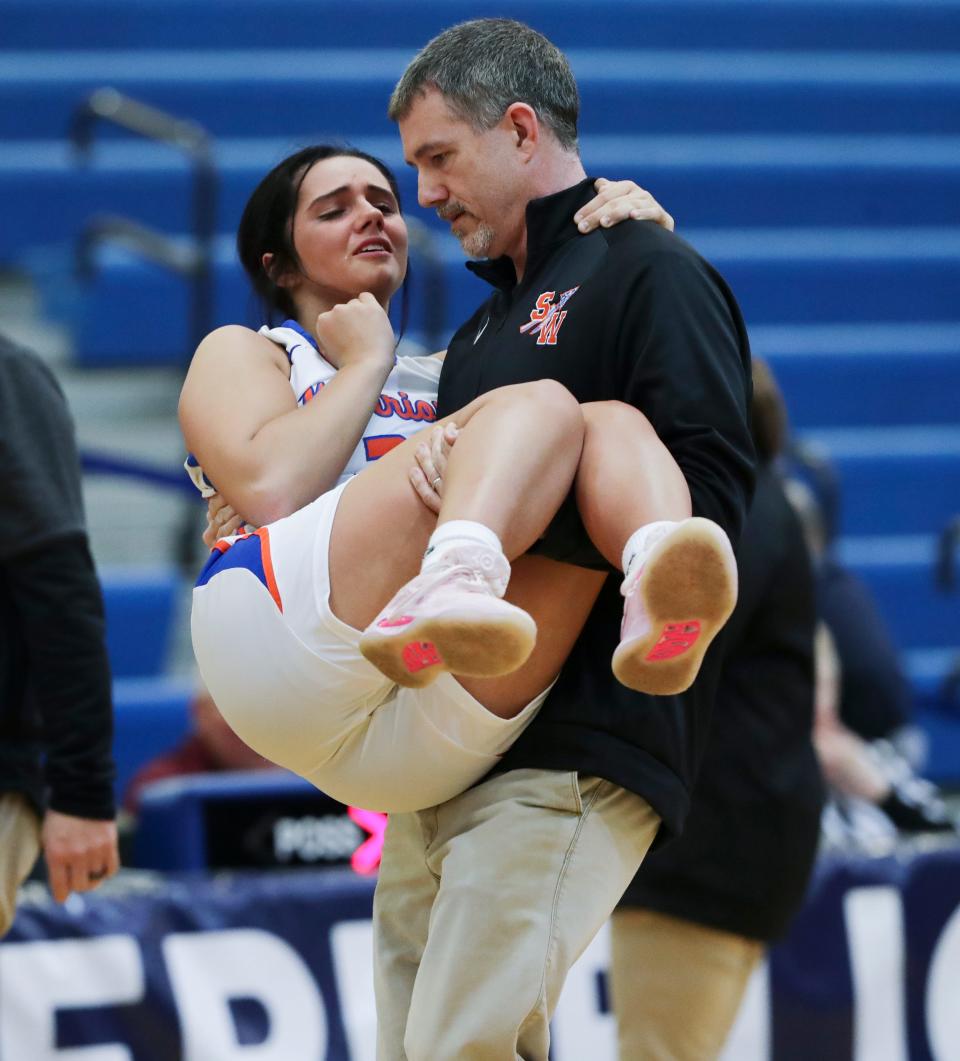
left=236, top=145, right=407, bottom=328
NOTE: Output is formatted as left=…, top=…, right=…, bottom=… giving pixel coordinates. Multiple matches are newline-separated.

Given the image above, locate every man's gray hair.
left=388, top=19, right=580, bottom=152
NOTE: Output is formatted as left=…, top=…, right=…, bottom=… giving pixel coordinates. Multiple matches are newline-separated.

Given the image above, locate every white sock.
left=422, top=520, right=504, bottom=568
left=621, top=520, right=680, bottom=583
left=422, top=520, right=509, bottom=595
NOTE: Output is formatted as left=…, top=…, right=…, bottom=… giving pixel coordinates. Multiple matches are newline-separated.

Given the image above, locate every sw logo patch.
left=520, top=286, right=580, bottom=345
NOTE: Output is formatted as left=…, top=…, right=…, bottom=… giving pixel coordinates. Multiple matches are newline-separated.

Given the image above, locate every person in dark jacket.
left=609, top=359, right=824, bottom=1060
left=0, top=333, right=118, bottom=934
left=374, top=19, right=755, bottom=1059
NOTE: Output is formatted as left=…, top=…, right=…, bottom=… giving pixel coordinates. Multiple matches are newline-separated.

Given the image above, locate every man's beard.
left=437, top=203, right=496, bottom=259
left=457, top=221, right=496, bottom=259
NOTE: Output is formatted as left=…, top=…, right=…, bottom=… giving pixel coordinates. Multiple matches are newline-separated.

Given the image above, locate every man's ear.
left=503, top=102, right=540, bottom=159
left=262, top=252, right=298, bottom=290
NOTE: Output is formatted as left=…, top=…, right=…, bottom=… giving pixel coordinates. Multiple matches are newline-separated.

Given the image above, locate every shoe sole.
left=611, top=518, right=737, bottom=696
left=360, top=608, right=538, bottom=689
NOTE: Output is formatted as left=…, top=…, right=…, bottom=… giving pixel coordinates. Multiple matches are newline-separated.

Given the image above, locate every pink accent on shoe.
left=645, top=621, right=702, bottom=661
left=359, top=544, right=536, bottom=688
left=612, top=517, right=738, bottom=696
left=402, top=641, right=442, bottom=673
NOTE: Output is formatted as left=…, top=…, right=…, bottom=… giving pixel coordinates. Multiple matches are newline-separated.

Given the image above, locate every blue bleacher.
left=760, top=324, right=960, bottom=430
left=5, top=0, right=959, bottom=53
left=4, top=137, right=960, bottom=265
left=4, top=0, right=959, bottom=781
left=4, top=51, right=960, bottom=141
left=100, top=565, right=179, bottom=678
left=33, top=226, right=960, bottom=366
left=101, top=570, right=189, bottom=802
left=112, top=676, right=194, bottom=803
left=805, top=428, right=960, bottom=537
left=840, top=546, right=960, bottom=654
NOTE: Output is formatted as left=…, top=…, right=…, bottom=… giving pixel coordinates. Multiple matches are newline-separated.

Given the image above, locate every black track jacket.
left=437, top=179, right=755, bottom=839
left=0, top=335, right=115, bottom=820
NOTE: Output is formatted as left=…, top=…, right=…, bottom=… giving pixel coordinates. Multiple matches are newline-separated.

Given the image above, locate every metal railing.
left=71, top=88, right=217, bottom=364
left=80, top=449, right=197, bottom=498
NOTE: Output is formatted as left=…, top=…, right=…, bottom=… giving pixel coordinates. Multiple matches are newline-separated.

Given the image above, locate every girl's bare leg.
left=576, top=401, right=693, bottom=564
left=460, top=401, right=729, bottom=717
left=328, top=379, right=584, bottom=632
left=331, top=391, right=729, bottom=717
left=578, top=400, right=737, bottom=696
left=457, top=401, right=695, bottom=714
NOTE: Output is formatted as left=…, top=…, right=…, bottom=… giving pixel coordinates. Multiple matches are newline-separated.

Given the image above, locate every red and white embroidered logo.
left=520, top=286, right=579, bottom=345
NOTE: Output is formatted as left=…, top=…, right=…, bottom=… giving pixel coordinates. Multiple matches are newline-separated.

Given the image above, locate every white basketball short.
left=191, top=480, right=547, bottom=812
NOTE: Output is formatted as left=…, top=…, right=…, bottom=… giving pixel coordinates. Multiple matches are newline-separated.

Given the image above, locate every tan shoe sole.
left=360, top=608, right=537, bottom=689
left=612, top=518, right=737, bottom=696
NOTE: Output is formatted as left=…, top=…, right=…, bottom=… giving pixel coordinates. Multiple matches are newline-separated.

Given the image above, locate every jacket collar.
left=466, top=177, right=596, bottom=292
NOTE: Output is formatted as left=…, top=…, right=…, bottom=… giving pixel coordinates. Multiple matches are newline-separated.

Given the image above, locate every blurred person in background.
left=783, top=461, right=917, bottom=748
left=123, top=681, right=272, bottom=814
left=609, top=358, right=823, bottom=1061
left=0, top=333, right=118, bottom=935
left=819, top=554, right=914, bottom=742
left=787, top=486, right=960, bottom=844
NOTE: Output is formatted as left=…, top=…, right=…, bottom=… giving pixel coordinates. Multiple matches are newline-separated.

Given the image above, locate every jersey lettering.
left=375, top=391, right=437, bottom=422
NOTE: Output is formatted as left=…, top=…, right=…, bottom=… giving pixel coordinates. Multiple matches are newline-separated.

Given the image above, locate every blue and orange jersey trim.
left=278, top=318, right=398, bottom=368
left=281, top=319, right=319, bottom=352
left=196, top=526, right=283, bottom=612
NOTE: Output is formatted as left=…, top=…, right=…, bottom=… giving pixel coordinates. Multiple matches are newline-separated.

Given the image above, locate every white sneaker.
left=612, top=518, right=738, bottom=696
left=359, top=545, right=537, bottom=689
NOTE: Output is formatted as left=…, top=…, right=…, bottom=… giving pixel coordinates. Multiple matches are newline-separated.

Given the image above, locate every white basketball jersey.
left=185, top=319, right=441, bottom=498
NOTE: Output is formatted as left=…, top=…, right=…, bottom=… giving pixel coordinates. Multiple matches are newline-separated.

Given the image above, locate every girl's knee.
left=480, top=380, right=583, bottom=446
left=521, top=379, right=583, bottom=434
left=582, top=399, right=652, bottom=431
left=581, top=400, right=666, bottom=452
left=490, top=378, right=577, bottom=411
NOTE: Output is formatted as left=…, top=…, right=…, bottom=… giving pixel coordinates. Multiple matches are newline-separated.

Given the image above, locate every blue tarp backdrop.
left=2, top=848, right=959, bottom=1060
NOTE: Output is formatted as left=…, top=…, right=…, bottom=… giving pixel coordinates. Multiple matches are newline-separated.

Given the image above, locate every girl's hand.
left=314, top=292, right=397, bottom=374
left=574, top=178, right=675, bottom=234
left=203, top=493, right=246, bottom=548
left=409, top=422, right=459, bottom=514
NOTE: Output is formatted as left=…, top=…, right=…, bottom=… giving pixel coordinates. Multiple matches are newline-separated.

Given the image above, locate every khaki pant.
left=609, top=908, right=763, bottom=1061
left=373, top=768, right=660, bottom=1061
left=0, top=793, right=41, bottom=937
